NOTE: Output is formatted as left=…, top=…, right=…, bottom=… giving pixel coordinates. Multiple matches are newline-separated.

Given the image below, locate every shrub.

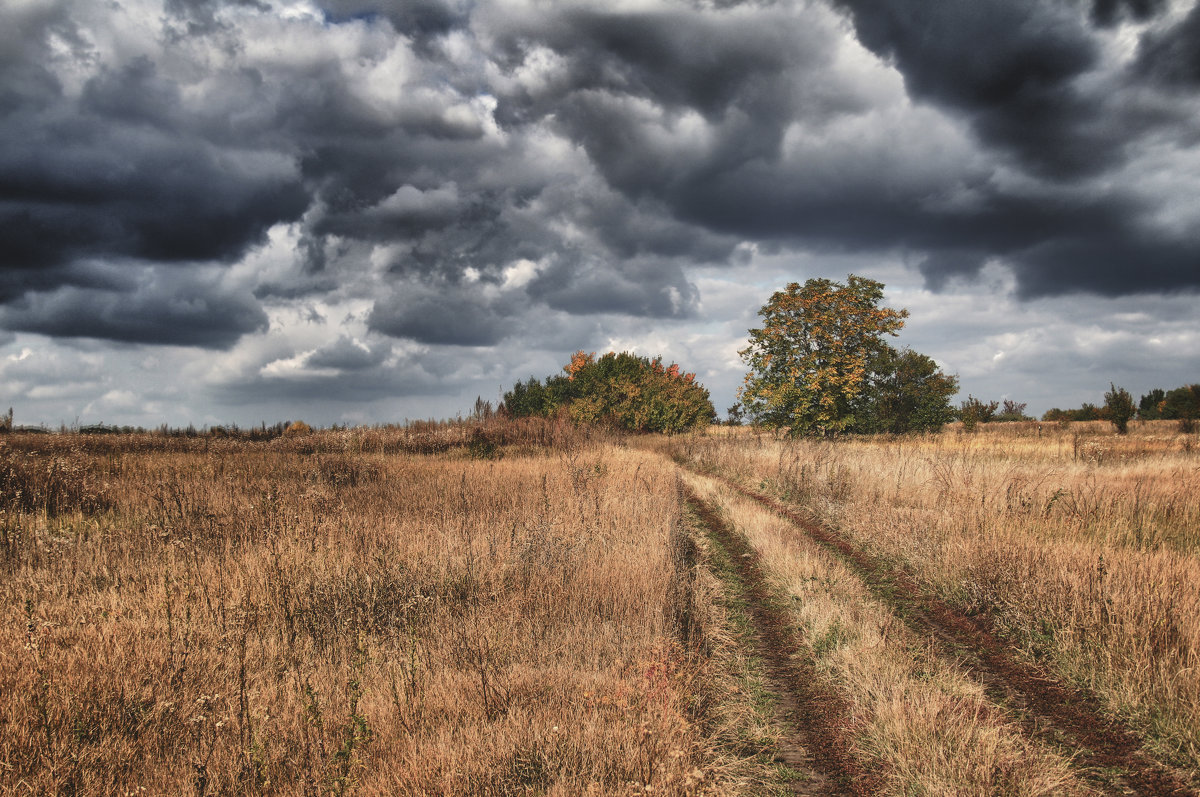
left=993, top=399, right=1029, bottom=422
left=1104, top=384, right=1135, bottom=435
left=284, top=420, right=313, bottom=437
left=466, top=428, right=500, bottom=460
left=503, top=351, right=716, bottom=434
left=959, top=396, right=999, bottom=432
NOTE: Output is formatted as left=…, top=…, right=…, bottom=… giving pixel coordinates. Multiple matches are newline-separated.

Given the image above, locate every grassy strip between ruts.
left=680, top=495, right=832, bottom=795
left=683, top=460, right=1194, bottom=797
left=682, top=485, right=880, bottom=796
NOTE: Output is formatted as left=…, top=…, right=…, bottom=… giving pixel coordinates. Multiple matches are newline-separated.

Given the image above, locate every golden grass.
left=6, top=416, right=1197, bottom=794
left=683, top=471, right=1086, bottom=796
left=673, top=420, right=1200, bottom=779
left=0, top=432, right=729, bottom=795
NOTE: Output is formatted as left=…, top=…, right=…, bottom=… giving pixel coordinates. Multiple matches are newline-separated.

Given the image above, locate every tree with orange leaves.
left=503, top=350, right=714, bottom=433
left=739, top=275, right=909, bottom=436
left=564, top=350, right=595, bottom=380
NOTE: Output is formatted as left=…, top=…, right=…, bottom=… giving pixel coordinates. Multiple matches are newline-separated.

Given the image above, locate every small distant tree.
left=994, top=399, right=1029, bottom=422
left=1046, top=404, right=1104, bottom=423
left=959, top=396, right=999, bottom=431
left=1104, top=384, right=1135, bottom=434
left=501, top=378, right=556, bottom=418
left=0, top=407, right=11, bottom=434
left=725, top=403, right=745, bottom=426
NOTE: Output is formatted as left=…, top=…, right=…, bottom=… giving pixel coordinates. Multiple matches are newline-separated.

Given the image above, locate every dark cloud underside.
left=0, top=0, right=1198, bottom=353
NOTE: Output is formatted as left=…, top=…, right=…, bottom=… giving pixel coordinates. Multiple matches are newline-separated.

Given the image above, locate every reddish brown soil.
left=684, top=487, right=883, bottom=796
left=694, top=466, right=1194, bottom=797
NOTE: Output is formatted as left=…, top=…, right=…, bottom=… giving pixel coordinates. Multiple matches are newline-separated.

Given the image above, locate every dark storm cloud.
left=3, top=0, right=1200, bottom=363
left=367, top=285, right=516, bottom=346
left=1135, top=3, right=1200, bottom=87
left=811, top=1, right=1116, bottom=178
left=305, top=336, right=390, bottom=371
left=484, top=0, right=1200, bottom=298
left=0, top=3, right=308, bottom=346
left=1, top=38, right=309, bottom=263
left=530, top=256, right=700, bottom=318
left=0, top=272, right=267, bottom=348
left=486, top=6, right=815, bottom=122
left=815, top=0, right=1198, bottom=294
left=1091, top=0, right=1168, bottom=27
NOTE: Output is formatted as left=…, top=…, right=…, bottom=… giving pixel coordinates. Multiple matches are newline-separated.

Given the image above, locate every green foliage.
left=738, top=275, right=910, bottom=436
left=1138, top=388, right=1166, bottom=420
left=501, top=378, right=558, bottom=418
left=958, top=396, right=999, bottom=431
left=855, top=348, right=959, bottom=434
left=502, top=351, right=716, bottom=434
left=725, top=403, right=745, bottom=426
left=1162, top=384, right=1200, bottom=421
left=994, top=399, right=1030, bottom=422
left=1043, top=404, right=1103, bottom=423
left=1134, top=384, right=1200, bottom=428
left=1104, top=383, right=1135, bottom=434
left=1047, top=383, right=1200, bottom=428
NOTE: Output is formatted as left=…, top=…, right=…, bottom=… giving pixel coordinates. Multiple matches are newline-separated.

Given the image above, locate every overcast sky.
left=2, top=0, right=1199, bottom=428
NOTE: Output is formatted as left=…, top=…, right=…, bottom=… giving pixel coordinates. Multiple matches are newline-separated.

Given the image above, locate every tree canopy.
left=1104, top=383, right=1135, bottom=434
left=858, top=348, right=959, bottom=434
left=1137, top=384, right=1200, bottom=421
left=502, top=351, right=716, bottom=434
left=738, top=275, right=955, bottom=435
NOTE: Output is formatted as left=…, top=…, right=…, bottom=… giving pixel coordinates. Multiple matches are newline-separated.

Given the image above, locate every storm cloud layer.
left=1, top=0, right=1198, bottom=424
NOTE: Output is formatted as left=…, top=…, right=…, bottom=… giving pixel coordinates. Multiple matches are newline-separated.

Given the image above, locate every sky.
left=2, top=0, right=1199, bottom=428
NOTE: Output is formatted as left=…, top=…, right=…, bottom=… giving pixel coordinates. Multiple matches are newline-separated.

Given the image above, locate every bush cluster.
left=1044, top=383, right=1198, bottom=433
left=1136, top=385, right=1200, bottom=422
left=503, top=351, right=716, bottom=434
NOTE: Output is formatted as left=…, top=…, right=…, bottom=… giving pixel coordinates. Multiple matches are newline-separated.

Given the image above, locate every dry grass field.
left=0, top=424, right=758, bottom=795
left=672, top=419, right=1200, bottom=794
left=2, top=418, right=1198, bottom=795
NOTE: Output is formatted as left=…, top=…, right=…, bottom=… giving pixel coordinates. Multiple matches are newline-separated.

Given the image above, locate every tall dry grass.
left=0, top=431, right=728, bottom=795
left=683, top=471, right=1085, bottom=796
left=673, top=420, right=1200, bottom=779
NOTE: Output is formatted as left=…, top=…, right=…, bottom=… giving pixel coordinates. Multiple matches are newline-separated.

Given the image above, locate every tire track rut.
left=687, top=464, right=1193, bottom=797
left=684, top=487, right=882, bottom=796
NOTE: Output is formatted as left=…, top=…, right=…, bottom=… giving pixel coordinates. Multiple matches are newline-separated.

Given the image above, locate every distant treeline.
left=1043, top=384, right=1199, bottom=425
left=0, top=417, right=305, bottom=440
